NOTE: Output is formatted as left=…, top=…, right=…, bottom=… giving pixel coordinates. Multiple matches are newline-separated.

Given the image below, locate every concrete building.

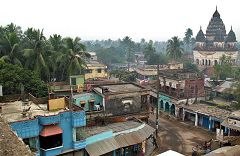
left=1, top=98, right=155, bottom=156
left=93, top=83, right=151, bottom=121
left=135, top=63, right=183, bottom=85
left=148, top=69, right=207, bottom=126
left=193, top=7, right=239, bottom=67
left=0, top=101, right=86, bottom=156
left=84, top=61, right=108, bottom=80
left=217, top=110, right=240, bottom=144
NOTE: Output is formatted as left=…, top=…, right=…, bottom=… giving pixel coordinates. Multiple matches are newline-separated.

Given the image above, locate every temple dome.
left=226, top=27, right=237, bottom=42
left=214, top=29, right=225, bottom=42
left=196, top=28, right=206, bottom=42
left=213, top=9, right=220, bottom=18
left=206, top=8, right=226, bottom=40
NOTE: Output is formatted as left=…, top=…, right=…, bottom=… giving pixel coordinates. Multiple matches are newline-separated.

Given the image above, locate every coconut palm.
left=48, top=34, right=64, bottom=81
left=57, top=37, right=90, bottom=80
left=23, top=28, right=49, bottom=80
left=0, top=24, right=23, bottom=66
left=0, top=32, right=22, bottom=66
left=166, top=36, right=183, bottom=62
left=183, top=28, right=193, bottom=53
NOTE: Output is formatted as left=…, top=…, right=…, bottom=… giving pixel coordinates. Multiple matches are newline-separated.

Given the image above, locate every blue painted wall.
left=10, top=110, right=86, bottom=156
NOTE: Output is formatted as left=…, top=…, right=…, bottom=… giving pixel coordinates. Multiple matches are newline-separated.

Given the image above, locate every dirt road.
left=149, top=114, right=215, bottom=156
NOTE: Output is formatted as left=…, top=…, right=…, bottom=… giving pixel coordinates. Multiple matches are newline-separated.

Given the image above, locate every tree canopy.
left=0, top=60, right=47, bottom=97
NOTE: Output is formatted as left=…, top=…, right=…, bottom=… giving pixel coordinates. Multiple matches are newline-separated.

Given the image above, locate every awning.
left=85, top=137, right=119, bottom=156
left=85, top=124, right=155, bottom=156
left=40, top=125, right=63, bottom=137
left=116, top=124, right=155, bottom=148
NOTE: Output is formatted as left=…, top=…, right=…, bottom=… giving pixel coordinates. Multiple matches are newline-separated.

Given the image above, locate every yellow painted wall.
left=48, top=97, right=66, bottom=111
left=85, top=66, right=108, bottom=80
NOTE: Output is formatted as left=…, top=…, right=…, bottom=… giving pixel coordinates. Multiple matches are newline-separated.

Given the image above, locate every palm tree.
left=0, top=24, right=23, bottom=66
left=48, top=34, right=64, bottom=81
left=183, top=28, right=193, bottom=53
left=57, top=37, right=90, bottom=80
left=0, top=32, right=22, bottom=66
left=166, top=36, right=183, bottom=62
left=23, top=28, right=49, bottom=80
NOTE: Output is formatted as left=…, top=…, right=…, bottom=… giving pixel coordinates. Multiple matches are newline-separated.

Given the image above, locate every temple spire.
left=216, top=5, right=217, bottom=11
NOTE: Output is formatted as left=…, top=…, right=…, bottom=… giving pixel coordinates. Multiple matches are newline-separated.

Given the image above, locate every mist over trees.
left=83, top=38, right=168, bottom=65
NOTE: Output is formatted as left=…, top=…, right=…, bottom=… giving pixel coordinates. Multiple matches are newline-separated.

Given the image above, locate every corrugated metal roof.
left=85, top=137, right=120, bottom=156
left=85, top=124, right=155, bottom=156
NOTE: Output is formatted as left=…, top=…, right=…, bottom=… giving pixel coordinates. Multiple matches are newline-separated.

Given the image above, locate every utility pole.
left=70, top=77, right=73, bottom=111
left=156, top=64, right=160, bottom=137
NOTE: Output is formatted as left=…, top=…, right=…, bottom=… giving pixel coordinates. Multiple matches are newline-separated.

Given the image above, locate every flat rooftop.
left=0, top=101, right=66, bottom=123
left=93, top=83, right=146, bottom=94
left=159, top=69, right=202, bottom=80
left=79, top=120, right=143, bottom=138
left=183, top=103, right=231, bottom=120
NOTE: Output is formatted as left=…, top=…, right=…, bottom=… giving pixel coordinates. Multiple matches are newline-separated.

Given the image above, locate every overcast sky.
left=0, top=0, right=239, bottom=41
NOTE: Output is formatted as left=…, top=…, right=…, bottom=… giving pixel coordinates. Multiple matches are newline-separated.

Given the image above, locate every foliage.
left=84, top=37, right=168, bottom=65
left=166, top=36, right=183, bottom=61
left=110, top=70, right=137, bottom=82
left=183, top=60, right=199, bottom=72
left=213, top=55, right=233, bottom=80
left=183, top=28, right=195, bottom=53
left=0, top=60, right=47, bottom=97
left=0, top=23, right=90, bottom=82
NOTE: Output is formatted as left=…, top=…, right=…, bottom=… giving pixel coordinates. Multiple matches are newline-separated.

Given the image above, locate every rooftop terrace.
left=159, top=69, right=202, bottom=80
left=0, top=101, right=66, bottom=123
left=93, top=83, right=147, bottom=94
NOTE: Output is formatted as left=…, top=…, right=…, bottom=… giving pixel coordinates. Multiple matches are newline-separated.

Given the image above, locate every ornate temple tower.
left=193, top=7, right=239, bottom=66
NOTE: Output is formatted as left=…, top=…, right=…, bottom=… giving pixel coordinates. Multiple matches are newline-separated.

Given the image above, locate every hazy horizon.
left=1, top=0, right=240, bottom=42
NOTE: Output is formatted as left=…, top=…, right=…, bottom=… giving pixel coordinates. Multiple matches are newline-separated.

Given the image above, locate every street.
left=149, top=113, right=215, bottom=156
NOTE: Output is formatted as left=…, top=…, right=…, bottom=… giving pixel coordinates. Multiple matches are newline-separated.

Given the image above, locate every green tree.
left=183, top=28, right=193, bottom=53
left=166, top=36, right=183, bottom=62
left=0, top=31, right=22, bottom=66
left=121, top=36, right=134, bottom=71
left=57, top=37, right=90, bottom=80
left=0, top=23, right=23, bottom=66
left=23, top=28, right=49, bottom=80
left=48, top=34, right=64, bottom=81
left=0, top=60, right=47, bottom=97
left=213, top=55, right=233, bottom=80
left=143, top=40, right=155, bottom=61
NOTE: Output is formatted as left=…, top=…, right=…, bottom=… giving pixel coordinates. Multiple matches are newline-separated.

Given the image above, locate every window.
left=97, top=69, right=102, bottom=73
left=80, top=101, right=86, bottom=108
left=40, top=134, right=62, bottom=150
left=71, top=78, right=76, bottom=85
left=85, top=69, right=92, bottom=73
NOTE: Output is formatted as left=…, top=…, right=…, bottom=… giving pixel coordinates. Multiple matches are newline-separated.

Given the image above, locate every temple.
left=193, top=7, right=239, bottom=66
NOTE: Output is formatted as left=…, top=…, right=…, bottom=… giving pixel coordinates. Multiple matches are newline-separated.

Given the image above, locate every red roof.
left=40, top=125, right=63, bottom=137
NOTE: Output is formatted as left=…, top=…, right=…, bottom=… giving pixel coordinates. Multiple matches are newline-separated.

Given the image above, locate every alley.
left=149, top=114, right=215, bottom=156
